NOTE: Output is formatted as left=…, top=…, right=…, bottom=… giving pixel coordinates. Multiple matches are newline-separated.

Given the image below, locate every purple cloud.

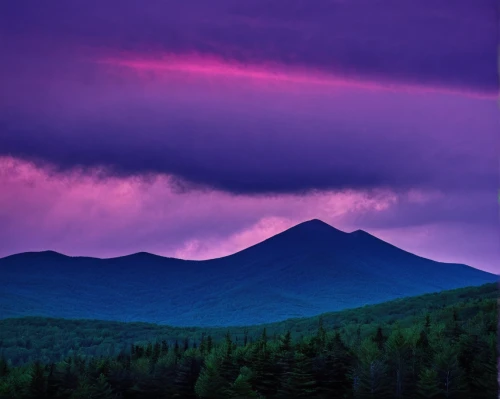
left=0, top=156, right=497, bottom=273
left=0, top=59, right=496, bottom=195
left=1, top=0, right=497, bottom=93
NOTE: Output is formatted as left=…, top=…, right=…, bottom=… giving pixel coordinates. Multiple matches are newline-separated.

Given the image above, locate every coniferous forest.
left=0, top=283, right=497, bottom=398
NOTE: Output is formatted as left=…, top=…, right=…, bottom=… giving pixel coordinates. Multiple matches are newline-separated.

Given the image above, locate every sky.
left=0, top=0, right=498, bottom=273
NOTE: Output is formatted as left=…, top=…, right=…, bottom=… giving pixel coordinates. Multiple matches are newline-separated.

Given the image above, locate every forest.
left=0, top=283, right=497, bottom=398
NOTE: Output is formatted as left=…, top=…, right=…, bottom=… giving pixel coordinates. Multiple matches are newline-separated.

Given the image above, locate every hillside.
left=0, top=220, right=497, bottom=326
left=0, top=283, right=497, bottom=398
left=0, top=282, right=496, bottom=366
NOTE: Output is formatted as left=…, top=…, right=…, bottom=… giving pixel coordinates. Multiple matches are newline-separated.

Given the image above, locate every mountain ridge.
left=0, top=219, right=496, bottom=326
left=0, top=219, right=474, bottom=267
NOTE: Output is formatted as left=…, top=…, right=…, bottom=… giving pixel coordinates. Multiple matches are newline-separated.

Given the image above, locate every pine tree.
left=219, top=333, right=238, bottom=384
left=279, top=331, right=293, bottom=352
left=277, top=351, right=317, bottom=398
left=424, top=313, right=431, bottom=330
left=206, top=336, right=213, bottom=353
left=329, top=330, right=353, bottom=393
left=259, top=328, right=268, bottom=351
left=416, top=368, right=442, bottom=398
left=385, top=329, right=410, bottom=398
left=90, top=373, right=115, bottom=399
left=372, top=327, right=386, bottom=351
left=27, top=361, right=47, bottom=399
left=434, top=345, right=465, bottom=398
left=351, top=338, right=390, bottom=398
left=243, top=329, right=249, bottom=347
left=161, top=340, right=169, bottom=354
left=194, top=349, right=230, bottom=399
left=0, top=357, right=8, bottom=378
left=229, top=367, right=260, bottom=398
left=460, top=333, right=497, bottom=398
left=199, top=334, right=206, bottom=355
left=152, top=342, right=161, bottom=364
left=249, top=345, right=279, bottom=397
left=46, top=363, right=60, bottom=398
left=316, top=317, right=326, bottom=348
left=70, top=375, right=93, bottom=399
left=174, top=352, right=201, bottom=398
left=145, top=342, right=153, bottom=358
left=57, top=360, right=80, bottom=397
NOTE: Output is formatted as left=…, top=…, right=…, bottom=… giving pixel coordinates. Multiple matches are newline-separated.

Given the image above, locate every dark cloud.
left=345, top=190, right=498, bottom=230
left=0, top=0, right=497, bottom=93
left=0, top=0, right=497, bottom=196
left=0, top=79, right=497, bottom=195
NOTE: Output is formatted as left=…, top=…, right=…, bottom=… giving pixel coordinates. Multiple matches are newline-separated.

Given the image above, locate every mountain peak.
left=301, top=218, right=330, bottom=226
left=350, top=229, right=369, bottom=235
left=293, top=219, right=343, bottom=231
left=277, top=219, right=347, bottom=239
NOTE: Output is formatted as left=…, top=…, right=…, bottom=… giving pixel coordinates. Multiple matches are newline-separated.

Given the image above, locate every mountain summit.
left=0, top=220, right=496, bottom=326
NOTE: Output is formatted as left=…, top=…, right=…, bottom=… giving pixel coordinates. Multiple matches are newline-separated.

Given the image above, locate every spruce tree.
left=194, top=349, right=230, bottom=399
left=152, top=342, right=161, bottom=364
left=174, top=352, right=201, bottom=399
left=229, top=367, right=260, bottom=398
left=90, top=373, right=115, bottom=399
left=161, top=340, right=169, bottom=354
left=385, top=329, right=410, bottom=398
left=353, top=339, right=389, bottom=398
left=0, top=358, right=8, bottom=378
left=416, top=368, right=442, bottom=398
left=70, top=375, right=93, bottom=399
left=249, top=344, right=278, bottom=397
left=206, top=336, right=213, bottom=354
left=372, top=326, right=386, bottom=351
left=434, top=345, right=465, bottom=398
left=27, top=361, right=47, bottom=399
left=277, top=351, right=317, bottom=398
left=46, top=363, right=60, bottom=398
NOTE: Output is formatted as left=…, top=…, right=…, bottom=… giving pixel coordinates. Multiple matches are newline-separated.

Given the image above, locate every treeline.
left=0, top=294, right=497, bottom=398
left=0, top=283, right=497, bottom=367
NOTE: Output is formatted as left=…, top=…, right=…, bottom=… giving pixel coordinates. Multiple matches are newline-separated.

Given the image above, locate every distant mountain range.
left=0, top=219, right=497, bottom=326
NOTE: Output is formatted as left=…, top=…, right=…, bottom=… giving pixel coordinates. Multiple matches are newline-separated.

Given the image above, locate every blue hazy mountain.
left=0, top=219, right=497, bottom=326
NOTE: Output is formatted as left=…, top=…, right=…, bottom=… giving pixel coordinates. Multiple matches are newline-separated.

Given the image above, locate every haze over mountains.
left=1, top=219, right=496, bottom=326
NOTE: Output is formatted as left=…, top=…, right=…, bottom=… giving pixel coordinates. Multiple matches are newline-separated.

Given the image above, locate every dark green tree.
left=228, top=367, right=260, bottom=398
left=90, top=373, right=115, bottom=399
left=174, top=352, right=201, bottom=399
left=26, top=361, right=47, bottom=399
left=372, top=326, right=386, bottom=351
left=194, top=350, right=230, bottom=399
left=278, top=351, right=317, bottom=398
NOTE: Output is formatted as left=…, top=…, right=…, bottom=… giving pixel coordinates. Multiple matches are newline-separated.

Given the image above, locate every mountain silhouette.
left=0, top=220, right=496, bottom=326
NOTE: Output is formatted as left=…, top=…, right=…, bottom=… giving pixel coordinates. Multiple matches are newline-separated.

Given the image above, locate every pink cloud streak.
left=97, top=53, right=497, bottom=99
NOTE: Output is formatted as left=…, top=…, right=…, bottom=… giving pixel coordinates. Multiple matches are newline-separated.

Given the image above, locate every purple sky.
left=0, top=0, right=498, bottom=273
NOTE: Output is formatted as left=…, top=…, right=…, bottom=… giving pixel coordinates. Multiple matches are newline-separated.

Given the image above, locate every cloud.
left=1, top=1, right=496, bottom=195
left=0, top=156, right=396, bottom=257
left=0, top=156, right=497, bottom=273
left=0, top=0, right=497, bottom=93
left=0, top=55, right=497, bottom=195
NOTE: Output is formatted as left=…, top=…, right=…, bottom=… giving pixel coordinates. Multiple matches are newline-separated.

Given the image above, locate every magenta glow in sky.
left=0, top=0, right=498, bottom=273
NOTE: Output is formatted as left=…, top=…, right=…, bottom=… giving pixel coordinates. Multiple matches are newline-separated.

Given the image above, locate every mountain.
left=0, top=219, right=497, bottom=326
